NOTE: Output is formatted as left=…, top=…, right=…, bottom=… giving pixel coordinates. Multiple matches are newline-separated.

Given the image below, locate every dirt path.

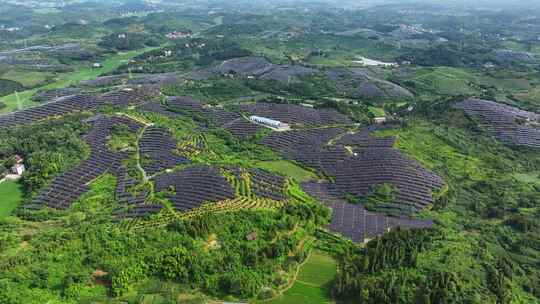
left=259, top=247, right=314, bottom=303
left=136, top=126, right=150, bottom=182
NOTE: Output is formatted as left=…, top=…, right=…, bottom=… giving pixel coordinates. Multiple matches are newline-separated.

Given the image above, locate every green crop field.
left=269, top=251, right=337, bottom=304
left=256, top=160, right=318, bottom=182
left=0, top=48, right=156, bottom=113
left=0, top=181, right=23, bottom=218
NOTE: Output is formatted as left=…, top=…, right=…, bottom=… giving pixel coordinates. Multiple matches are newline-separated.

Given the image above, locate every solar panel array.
left=25, top=116, right=144, bottom=210
left=302, top=181, right=433, bottom=243
left=31, top=88, right=83, bottom=103
left=240, top=102, right=352, bottom=126
left=454, top=98, right=540, bottom=148
left=0, top=86, right=158, bottom=130
left=115, top=167, right=147, bottom=206
left=113, top=167, right=163, bottom=220
left=329, top=147, right=444, bottom=217
left=139, top=127, right=191, bottom=175
left=336, top=124, right=397, bottom=148
left=138, top=101, right=181, bottom=118
left=249, top=168, right=287, bottom=201
left=166, top=96, right=242, bottom=127
left=79, top=75, right=127, bottom=87
left=223, top=117, right=264, bottom=139
left=261, top=127, right=347, bottom=162
left=228, top=167, right=287, bottom=201
left=262, top=126, right=442, bottom=216
left=96, top=86, right=160, bottom=108
left=166, top=96, right=207, bottom=116
left=0, top=94, right=98, bottom=129
left=154, top=165, right=236, bottom=212
left=1, top=74, right=444, bottom=242
left=260, top=124, right=443, bottom=241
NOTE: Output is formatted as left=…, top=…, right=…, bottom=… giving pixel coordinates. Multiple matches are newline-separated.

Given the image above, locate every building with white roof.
left=249, top=116, right=290, bottom=131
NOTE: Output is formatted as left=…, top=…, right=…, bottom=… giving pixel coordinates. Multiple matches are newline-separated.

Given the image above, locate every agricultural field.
left=0, top=181, right=23, bottom=218
left=268, top=251, right=337, bottom=304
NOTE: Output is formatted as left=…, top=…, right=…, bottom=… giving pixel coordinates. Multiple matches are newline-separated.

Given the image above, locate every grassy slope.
left=256, top=160, right=317, bottom=182
left=0, top=48, right=155, bottom=113
left=269, top=251, right=337, bottom=304
left=375, top=119, right=489, bottom=181
left=0, top=181, right=23, bottom=218
left=376, top=118, right=539, bottom=302
left=1, top=70, right=54, bottom=87
left=368, top=106, right=385, bottom=117
left=408, top=67, right=478, bottom=96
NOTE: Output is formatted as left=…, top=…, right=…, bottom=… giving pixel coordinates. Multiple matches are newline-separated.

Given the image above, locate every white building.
left=11, top=163, right=25, bottom=176
left=374, top=117, right=387, bottom=124
left=249, top=116, right=289, bottom=130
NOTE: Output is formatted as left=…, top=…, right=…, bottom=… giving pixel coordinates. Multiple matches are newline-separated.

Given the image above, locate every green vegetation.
left=1, top=70, right=54, bottom=88
left=163, top=78, right=258, bottom=104
left=0, top=171, right=329, bottom=303
left=375, top=118, right=489, bottom=181
left=116, top=38, right=252, bottom=74
left=513, top=172, right=540, bottom=186
left=0, top=114, right=89, bottom=195
left=256, top=160, right=317, bottom=182
left=336, top=112, right=540, bottom=303
left=0, top=181, right=23, bottom=218
left=108, top=124, right=138, bottom=153
left=0, top=48, right=155, bottom=113
left=99, top=32, right=161, bottom=51
left=0, top=79, right=24, bottom=97
left=269, top=251, right=336, bottom=304
left=400, top=67, right=478, bottom=96
left=362, top=183, right=402, bottom=216
left=367, top=106, right=385, bottom=117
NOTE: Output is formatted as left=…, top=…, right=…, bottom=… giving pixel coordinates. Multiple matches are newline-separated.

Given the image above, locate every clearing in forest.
left=0, top=181, right=23, bottom=218
left=269, top=251, right=337, bottom=304
left=256, top=160, right=317, bottom=182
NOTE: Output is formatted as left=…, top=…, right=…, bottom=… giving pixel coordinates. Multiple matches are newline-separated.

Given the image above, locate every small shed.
left=374, top=117, right=387, bottom=124
left=11, top=163, right=25, bottom=176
